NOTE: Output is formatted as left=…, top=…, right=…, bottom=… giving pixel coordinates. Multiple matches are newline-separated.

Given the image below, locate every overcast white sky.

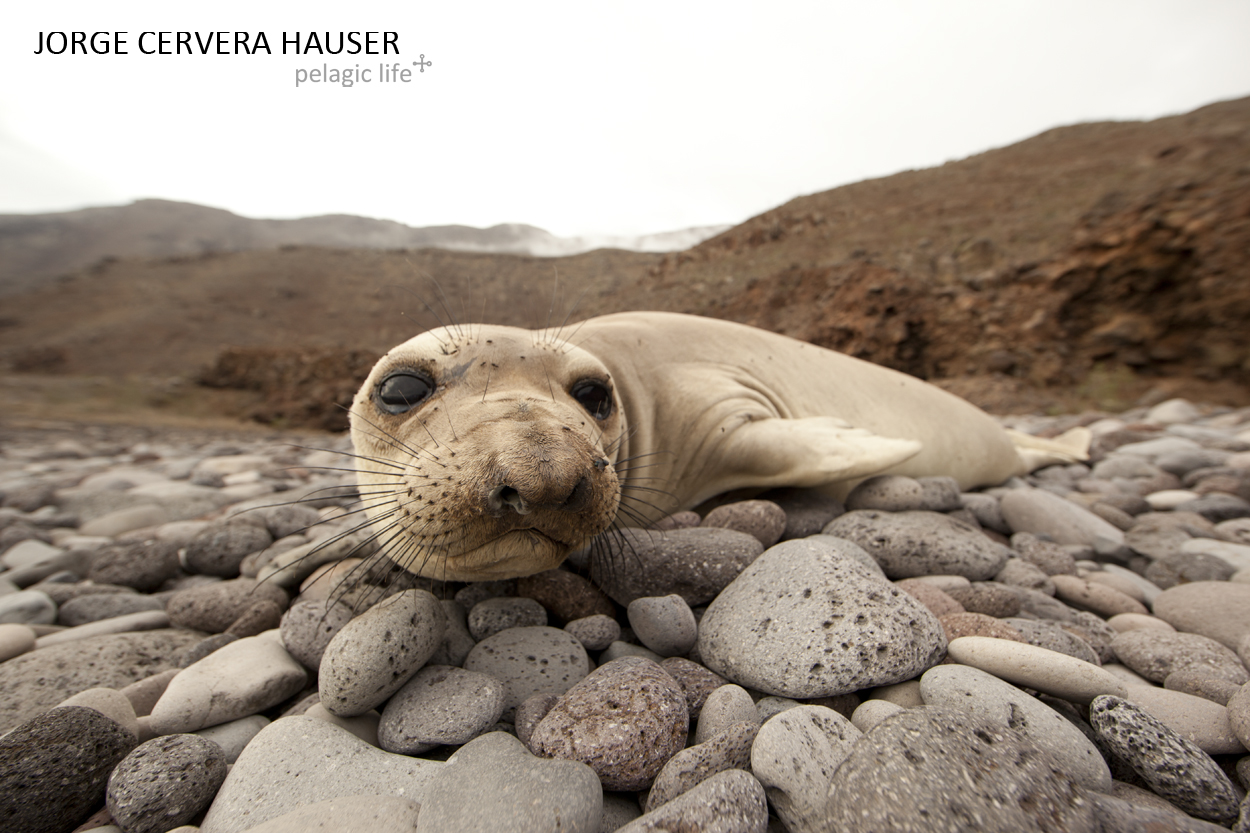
left=2, top=1, right=1248, bottom=237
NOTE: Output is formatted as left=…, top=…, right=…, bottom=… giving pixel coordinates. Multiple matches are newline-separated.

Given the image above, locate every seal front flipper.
left=716, top=416, right=923, bottom=493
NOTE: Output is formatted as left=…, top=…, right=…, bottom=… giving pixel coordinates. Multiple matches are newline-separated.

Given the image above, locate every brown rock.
left=939, top=612, right=1025, bottom=644
left=515, top=569, right=615, bottom=624
left=895, top=578, right=966, bottom=618
left=701, top=500, right=786, bottom=548
left=944, top=582, right=1022, bottom=618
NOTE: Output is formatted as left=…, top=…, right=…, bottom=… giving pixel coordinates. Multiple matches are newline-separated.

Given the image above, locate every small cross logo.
left=413, top=54, right=432, bottom=72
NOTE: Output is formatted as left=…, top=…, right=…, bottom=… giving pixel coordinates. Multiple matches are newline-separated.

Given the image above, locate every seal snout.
left=486, top=472, right=596, bottom=516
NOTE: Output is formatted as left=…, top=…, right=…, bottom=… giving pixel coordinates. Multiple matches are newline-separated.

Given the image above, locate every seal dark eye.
left=374, top=371, right=433, bottom=415
left=570, top=379, right=613, bottom=420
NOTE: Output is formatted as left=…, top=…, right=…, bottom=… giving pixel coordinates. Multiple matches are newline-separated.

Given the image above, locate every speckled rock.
left=590, top=527, right=764, bottom=606
left=1010, top=531, right=1079, bottom=575
left=824, top=707, right=1099, bottom=832
left=694, top=684, right=759, bottom=745
left=1112, top=628, right=1250, bottom=685
left=846, top=474, right=962, bottom=512
left=529, top=656, right=688, bottom=790
left=1052, top=574, right=1149, bottom=618
left=235, top=795, right=421, bottom=833
left=1153, top=581, right=1250, bottom=650
left=225, top=598, right=284, bottom=637
left=616, top=769, right=767, bottom=833
left=88, top=539, right=182, bottom=592
left=1147, top=551, right=1237, bottom=588
left=515, top=693, right=560, bottom=749
left=1089, top=694, right=1240, bottom=823
left=646, top=721, right=758, bottom=812
left=1123, top=683, right=1245, bottom=754
left=149, top=630, right=308, bottom=734
left=627, top=594, right=698, bottom=657
left=278, top=598, right=355, bottom=672
left=698, top=538, right=946, bottom=698
left=106, top=734, right=228, bottom=833
left=463, top=625, right=591, bottom=714
left=920, top=664, right=1112, bottom=790
left=467, top=596, right=548, bottom=641
left=701, top=499, right=786, bottom=547
left=759, top=487, right=845, bottom=539
left=185, top=519, right=274, bottom=577
left=993, top=557, right=1056, bottom=594
left=943, top=582, right=1022, bottom=618
left=258, top=503, right=322, bottom=540
left=198, top=716, right=443, bottom=833
left=378, top=665, right=506, bottom=754
left=318, top=589, right=446, bottom=716
left=515, top=569, right=615, bottom=624
left=58, top=592, right=165, bottom=627
left=165, top=577, right=289, bottom=634
left=659, top=657, right=727, bottom=719
left=0, top=706, right=137, bottom=833
left=1003, top=617, right=1101, bottom=664
left=564, top=613, right=620, bottom=651
left=750, top=705, right=861, bottom=833
left=895, top=578, right=965, bottom=617
left=1228, top=683, right=1250, bottom=750
left=823, top=509, right=1009, bottom=579
left=0, top=629, right=202, bottom=734
left=940, top=612, right=1028, bottom=645
left=1164, top=669, right=1243, bottom=705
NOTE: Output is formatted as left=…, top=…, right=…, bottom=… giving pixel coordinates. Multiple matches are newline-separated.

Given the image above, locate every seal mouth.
left=440, top=528, right=580, bottom=581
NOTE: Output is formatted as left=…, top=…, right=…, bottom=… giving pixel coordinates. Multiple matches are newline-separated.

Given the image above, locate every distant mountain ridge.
left=0, top=198, right=730, bottom=296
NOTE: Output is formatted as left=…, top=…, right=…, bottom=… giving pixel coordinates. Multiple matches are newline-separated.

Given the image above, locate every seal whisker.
left=280, top=443, right=410, bottom=472
left=345, top=405, right=444, bottom=466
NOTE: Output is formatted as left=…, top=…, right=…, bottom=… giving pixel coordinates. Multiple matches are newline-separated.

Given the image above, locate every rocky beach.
left=1, top=396, right=1250, bottom=832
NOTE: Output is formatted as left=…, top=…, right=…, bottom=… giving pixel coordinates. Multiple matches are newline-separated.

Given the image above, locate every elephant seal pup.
left=350, top=311, right=1086, bottom=581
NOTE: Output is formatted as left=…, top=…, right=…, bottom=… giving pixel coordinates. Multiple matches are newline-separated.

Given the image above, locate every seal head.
left=350, top=324, right=622, bottom=581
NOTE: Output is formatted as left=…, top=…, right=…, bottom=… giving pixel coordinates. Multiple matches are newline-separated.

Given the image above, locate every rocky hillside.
left=1, top=96, right=1247, bottom=428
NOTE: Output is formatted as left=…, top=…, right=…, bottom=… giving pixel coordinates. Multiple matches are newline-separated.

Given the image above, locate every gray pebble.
left=758, top=487, right=844, bottom=539
left=166, top=577, right=289, bottom=634
left=701, top=499, right=786, bottom=547
left=278, top=598, right=355, bottom=672
left=694, top=684, right=759, bottom=745
left=627, top=594, right=697, bottom=657
left=185, top=519, right=274, bottom=577
left=823, top=509, right=1009, bottom=579
left=87, top=538, right=181, bottom=592
left=1089, top=694, right=1240, bottom=823
left=463, top=625, right=591, bottom=714
left=58, top=592, right=164, bottom=627
left=378, top=665, right=506, bottom=753
left=515, top=692, right=560, bottom=750
left=0, top=589, right=56, bottom=625
left=467, top=596, right=548, bottom=641
left=590, top=527, right=764, bottom=606
left=1112, top=628, right=1250, bottom=684
left=846, top=474, right=962, bottom=512
left=565, top=613, right=621, bottom=651
left=616, top=769, right=767, bottom=833
left=427, top=598, right=476, bottom=667
left=1003, top=618, right=1100, bottom=664
left=658, top=657, right=727, bottom=719
left=1000, top=487, right=1126, bottom=548
left=178, top=632, right=240, bottom=667
left=106, top=734, right=228, bottom=833
left=1164, top=669, right=1243, bottom=706
left=750, top=705, right=862, bottom=833
left=646, top=721, right=758, bottom=812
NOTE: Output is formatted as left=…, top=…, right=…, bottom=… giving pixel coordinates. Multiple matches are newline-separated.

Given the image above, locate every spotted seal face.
left=349, top=324, right=623, bottom=582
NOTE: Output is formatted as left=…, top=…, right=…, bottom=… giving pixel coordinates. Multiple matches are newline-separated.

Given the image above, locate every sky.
left=2, top=1, right=1249, bottom=238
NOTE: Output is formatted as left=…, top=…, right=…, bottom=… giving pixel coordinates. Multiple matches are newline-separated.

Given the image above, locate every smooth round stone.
left=378, top=665, right=505, bottom=754
left=1181, top=537, right=1250, bottom=572
left=178, top=632, right=238, bottom=667
left=590, top=527, right=764, bottom=607
left=226, top=598, right=284, bottom=637
left=464, top=625, right=591, bottom=714
left=1146, top=551, right=1237, bottom=589
left=166, top=577, right=289, bottom=634
left=0, top=622, right=36, bottom=661
left=279, top=598, right=354, bottom=672
left=0, top=706, right=137, bottom=833
left=0, top=589, right=56, bottom=625
left=56, top=687, right=140, bottom=739
left=946, top=636, right=1127, bottom=704
left=1229, top=683, right=1250, bottom=749
left=1145, top=398, right=1202, bottom=424
left=697, top=538, right=946, bottom=698
left=106, top=734, right=228, bottom=833
left=750, top=705, right=861, bottom=833
left=993, top=557, right=1056, bottom=594
left=467, top=596, right=547, bottom=641
left=1081, top=569, right=1147, bottom=603
left=564, top=614, right=620, bottom=651
left=258, top=503, right=322, bottom=540
left=1145, top=489, right=1201, bottom=510
left=36, top=610, right=172, bottom=649
left=616, top=769, right=767, bottom=833
left=646, top=721, right=758, bottom=812
left=627, top=594, right=698, bottom=657
left=530, top=656, right=688, bottom=791
left=88, top=539, right=181, bottom=592
left=755, top=696, right=801, bottom=722
left=1000, top=488, right=1125, bottom=547
left=895, top=578, right=965, bottom=617
left=868, top=679, right=924, bottom=708
left=920, top=664, right=1112, bottom=790
left=822, top=509, right=1009, bottom=579
left=1, top=538, right=65, bottom=570
left=960, top=492, right=1010, bottom=533
left=1177, top=493, right=1250, bottom=522
left=659, top=657, right=727, bottom=719
left=236, top=795, right=421, bottom=833
left=1164, top=669, right=1242, bottom=706
left=319, top=589, right=446, bottom=717
left=653, top=510, right=704, bottom=531
left=1121, top=684, right=1246, bottom=754
left=600, top=641, right=664, bottom=664
left=701, top=499, right=786, bottom=547
left=1051, top=574, right=1149, bottom=618
left=1010, top=532, right=1079, bottom=576
left=1089, top=695, right=1240, bottom=823
left=1153, top=581, right=1250, bottom=650
left=845, top=474, right=962, bottom=512
left=1001, top=618, right=1099, bottom=665
left=80, top=505, right=177, bottom=538
left=427, top=599, right=475, bottom=668
left=1111, top=629, right=1249, bottom=685
left=825, top=707, right=1099, bottom=832
left=850, top=699, right=903, bottom=732
left=514, top=568, right=615, bottom=624
left=515, top=693, right=560, bottom=749
left=694, top=684, right=758, bottom=745
left=184, top=520, right=274, bottom=578
left=0, top=629, right=201, bottom=735
left=149, top=630, right=308, bottom=734
left=58, top=593, right=165, bottom=626
left=198, top=716, right=443, bottom=833
left=193, top=714, right=270, bottom=763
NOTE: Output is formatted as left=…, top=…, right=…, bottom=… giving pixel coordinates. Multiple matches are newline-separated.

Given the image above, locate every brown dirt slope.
left=1, top=96, right=1247, bottom=426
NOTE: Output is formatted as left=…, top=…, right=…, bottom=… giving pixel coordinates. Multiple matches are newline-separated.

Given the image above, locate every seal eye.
left=570, top=379, right=613, bottom=420
left=375, top=371, right=433, bottom=415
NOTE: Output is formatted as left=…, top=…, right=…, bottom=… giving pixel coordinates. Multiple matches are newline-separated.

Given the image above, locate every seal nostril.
left=561, top=475, right=592, bottom=513
left=490, top=484, right=530, bottom=515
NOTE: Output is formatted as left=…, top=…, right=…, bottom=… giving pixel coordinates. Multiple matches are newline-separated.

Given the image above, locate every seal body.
left=351, top=311, right=1080, bottom=581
